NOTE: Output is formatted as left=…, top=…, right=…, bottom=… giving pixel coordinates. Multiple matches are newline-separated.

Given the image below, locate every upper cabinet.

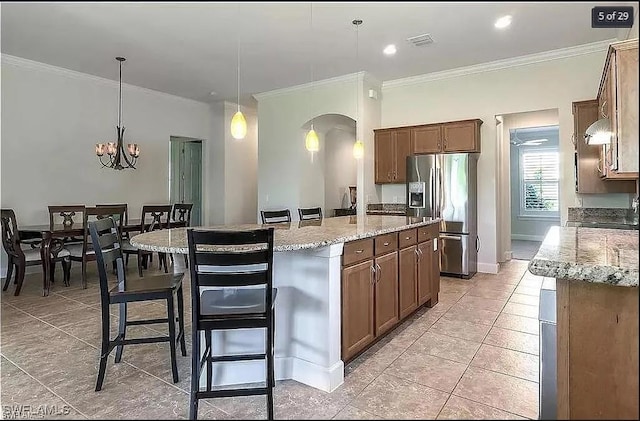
left=375, top=119, right=482, bottom=184
left=374, top=128, right=410, bottom=184
left=597, top=39, right=638, bottom=179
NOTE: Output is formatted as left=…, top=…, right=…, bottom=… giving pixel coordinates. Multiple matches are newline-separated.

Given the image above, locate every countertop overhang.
left=528, top=226, right=639, bottom=287
left=130, top=215, right=440, bottom=255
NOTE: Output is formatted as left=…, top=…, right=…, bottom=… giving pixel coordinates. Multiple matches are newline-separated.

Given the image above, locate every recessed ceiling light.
left=495, top=15, right=512, bottom=29
left=383, top=44, right=397, bottom=55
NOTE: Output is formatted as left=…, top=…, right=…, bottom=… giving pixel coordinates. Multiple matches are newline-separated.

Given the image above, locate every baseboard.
left=291, top=358, right=344, bottom=393
left=477, top=262, right=500, bottom=274
left=511, top=234, right=545, bottom=242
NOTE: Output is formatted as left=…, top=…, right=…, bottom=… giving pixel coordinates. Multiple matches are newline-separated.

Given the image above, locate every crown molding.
left=1, top=53, right=210, bottom=106
left=253, top=71, right=365, bottom=101
left=382, top=39, right=616, bottom=90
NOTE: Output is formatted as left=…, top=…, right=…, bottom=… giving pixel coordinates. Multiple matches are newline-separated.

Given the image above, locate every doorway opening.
left=169, top=136, right=203, bottom=226
left=497, top=109, right=560, bottom=262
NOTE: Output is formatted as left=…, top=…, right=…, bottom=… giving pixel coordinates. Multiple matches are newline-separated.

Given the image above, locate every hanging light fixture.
left=352, top=19, right=364, bottom=160
left=96, top=57, right=139, bottom=170
left=230, top=13, right=247, bottom=140
left=305, top=2, right=320, bottom=153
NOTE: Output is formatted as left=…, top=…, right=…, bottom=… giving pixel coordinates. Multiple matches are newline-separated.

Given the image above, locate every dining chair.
left=187, top=227, right=276, bottom=420
left=89, top=217, right=186, bottom=392
left=260, top=209, right=291, bottom=224
left=121, top=205, right=172, bottom=276
left=96, top=203, right=129, bottom=237
left=171, top=203, right=193, bottom=268
left=1, top=209, right=70, bottom=295
left=48, top=205, right=86, bottom=245
left=298, top=207, right=323, bottom=220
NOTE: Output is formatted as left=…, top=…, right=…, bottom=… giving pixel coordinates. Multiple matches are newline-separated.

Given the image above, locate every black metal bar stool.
left=187, top=228, right=276, bottom=420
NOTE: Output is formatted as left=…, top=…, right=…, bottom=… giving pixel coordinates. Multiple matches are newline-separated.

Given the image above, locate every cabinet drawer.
left=375, top=233, right=398, bottom=255
left=398, top=228, right=418, bottom=248
left=343, top=238, right=374, bottom=266
left=418, top=224, right=439, bottom=243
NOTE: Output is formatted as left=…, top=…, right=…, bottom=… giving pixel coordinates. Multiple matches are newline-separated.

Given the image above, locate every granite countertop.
left=528, top=226, right=639, bottom=287
left=130, top=215, right=439, bottom=254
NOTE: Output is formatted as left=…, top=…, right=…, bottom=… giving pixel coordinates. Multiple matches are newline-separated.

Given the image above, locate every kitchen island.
left=131, top=215, right=440, bottom=392
left=529, top=226, right=639, bottom=419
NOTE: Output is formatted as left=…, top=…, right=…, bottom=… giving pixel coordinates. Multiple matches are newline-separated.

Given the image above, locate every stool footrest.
left=196, top=387, right=269, bottom=399
left=210, top=353, right=266, bottom=362
left=127, top=318, right=168, bottom=326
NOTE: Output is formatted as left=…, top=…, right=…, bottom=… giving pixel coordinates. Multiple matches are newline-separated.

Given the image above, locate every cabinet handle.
left=375, top=263, right=381, bottom=283
left=405, top=236, right=411, bottom=240
left=415, top=248, right=420, bottom=259
left=418, top=248, right=424, bottom=257
left=370, top=265, right=376, bottom=285
left=383, top=242, right=390, bottom=246
left=597, top=157, right=603, bottom=174
left=355, top=249, right=364, bottom=254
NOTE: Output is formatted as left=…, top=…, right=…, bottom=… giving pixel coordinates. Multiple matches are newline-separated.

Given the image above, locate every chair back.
left=140, top=205, right=172, bottom=233
left=298, top=207, right=323, bottom=220
left=89, top=217, right=126, bottom=306
left=48, top=205, right=86, bottom=230
left=81, top=206, right=126, bottom=256
left=1, top=209, right=24, bottom=260
left=96, top=203, right=128, bottom=227
left=260, top=209, right=291, bottom=224
left=172, top=203, right=193, bottom=227
left=187, top=228, right=275, bottom=327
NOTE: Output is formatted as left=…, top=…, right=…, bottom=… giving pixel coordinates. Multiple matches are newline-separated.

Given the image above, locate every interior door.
left=170, top=137, right=203, bottom=226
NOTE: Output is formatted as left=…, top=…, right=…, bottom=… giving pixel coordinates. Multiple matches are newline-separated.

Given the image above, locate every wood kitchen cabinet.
left=417, top=239, right=434, bottom=306
left=374, top=251, right=399, bottom=336
left=374, top=128, right=410, bottom=184
left=595, top=39, right=639, bottom=179
left=442, top=120, right=481, bottom=153
left=411, top=125, right=442, bottom=154
left=398, top=245, right=418, bottom=319
left=341, top=260, right=375, bottom=361
left=573, top=100, right=635, bottom=193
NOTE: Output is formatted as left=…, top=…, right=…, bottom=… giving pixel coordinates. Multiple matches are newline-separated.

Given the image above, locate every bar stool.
left=187, top=228, right=276, bottom=420
left=298, top=207, right=323, bottom=220
left=260, top=209, right=291, bottom=224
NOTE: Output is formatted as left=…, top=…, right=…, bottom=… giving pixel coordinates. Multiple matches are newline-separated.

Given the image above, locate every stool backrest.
left=298, top=207, right=323, bottom=220
left=96, top=203, right=128, bottom=227
left=83, top=206, right=126, bottom=255
left=260, top=209, right=291, bottom=224
left=89, top=217, right=126, bottom=306
left=187, top=228, right=275, bottom=325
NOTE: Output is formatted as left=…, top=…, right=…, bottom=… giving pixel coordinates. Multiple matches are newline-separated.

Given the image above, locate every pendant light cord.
left=237, top=4, right=241, bottom=113
left=310, top=2, right=314, bottom=129
left=119, top=59, right=123, bottom=127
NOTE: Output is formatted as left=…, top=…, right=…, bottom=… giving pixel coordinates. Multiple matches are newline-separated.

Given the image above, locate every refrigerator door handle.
left=430, top=167, right=435, bottom=217
left=476, top=236, right=481, bottom=252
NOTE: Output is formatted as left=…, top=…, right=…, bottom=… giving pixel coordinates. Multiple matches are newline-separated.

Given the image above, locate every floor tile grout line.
left=0, top=352, right=90, bottom=420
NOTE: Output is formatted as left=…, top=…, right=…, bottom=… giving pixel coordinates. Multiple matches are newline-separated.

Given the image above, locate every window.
left=519, top=148, right=559, bottom=217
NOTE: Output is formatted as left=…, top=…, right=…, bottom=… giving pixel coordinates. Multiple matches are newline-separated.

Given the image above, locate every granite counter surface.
left=528, top=226, right=639, bottom=287
left=130, top=215, right=439, bottom=254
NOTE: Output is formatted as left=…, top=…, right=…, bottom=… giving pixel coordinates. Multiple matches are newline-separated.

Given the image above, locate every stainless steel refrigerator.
left=406, top=154, right=478, bottom=278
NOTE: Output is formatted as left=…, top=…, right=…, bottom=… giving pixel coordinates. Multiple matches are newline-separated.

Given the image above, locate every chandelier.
left=95, top=57, right=139, bottom=170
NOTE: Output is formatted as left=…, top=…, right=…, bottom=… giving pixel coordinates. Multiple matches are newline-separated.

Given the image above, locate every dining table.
left=18, top=218, right=186, bottom=296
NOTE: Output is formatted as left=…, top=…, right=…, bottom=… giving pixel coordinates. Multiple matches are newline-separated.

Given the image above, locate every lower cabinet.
left=341, top=260, right=375, bottom=360
left=374, top=251, right=399, bottom=336
left=341, top=227, right=440, bottom=362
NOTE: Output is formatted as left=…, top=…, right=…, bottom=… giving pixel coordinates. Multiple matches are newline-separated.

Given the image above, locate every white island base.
left=202, top=243, right=345, bottom=393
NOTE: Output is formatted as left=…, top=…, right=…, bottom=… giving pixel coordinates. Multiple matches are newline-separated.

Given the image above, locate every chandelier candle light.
left=96, top=57, right=139, bottom=170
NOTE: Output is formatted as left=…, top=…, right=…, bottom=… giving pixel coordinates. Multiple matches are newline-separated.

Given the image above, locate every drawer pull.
left=383, top=242, right=390, bottom=246
left=355, top=249, right=364, bottom=254
left=405, top=236, right=411, bottom=240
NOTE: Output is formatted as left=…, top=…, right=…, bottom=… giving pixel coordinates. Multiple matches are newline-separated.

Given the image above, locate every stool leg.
left=266, top=308, right=275, bottom=420
left=176, top=287, right=187, bottom=356
left=189, top=330, right=200, bottom=420
left=205, top=330, right=212, bottom=392
left=115, top=303, right=127, bottom=363
left=95, top=306, right=111, bottom=391
left=167, top=295, right=179, bottom=383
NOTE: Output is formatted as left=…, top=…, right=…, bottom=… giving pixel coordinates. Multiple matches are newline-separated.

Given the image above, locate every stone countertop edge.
left=130, top=218, right=440, bottom=255
left=528, top=259, right=638, bottom=288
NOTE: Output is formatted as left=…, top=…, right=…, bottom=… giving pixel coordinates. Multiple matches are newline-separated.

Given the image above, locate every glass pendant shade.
left=584, top=118, right=612, bottom=145
left=230, top=111, right=247, bottom=140
left=305, top=127, right=320, bottom=152
left=353, top=140, right=364, bottom=159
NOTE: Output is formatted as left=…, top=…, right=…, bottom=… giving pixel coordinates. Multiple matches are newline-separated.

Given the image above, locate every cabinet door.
left=411, top=125, right=442, bottom=154
left=614, top=46, right=639, bottom=174
left=417, top=240, right=433, bottom=306
left=393, top=129, right=411, bottom=183
left=374, top=252, right=399, bottom=336
left=430, top=239, right=440, bottom=303
left=398, top=246, right=418, bottom=320
left=442, top=121, right=480, bottom=152
left=342, top=260, right=375, bottom=361
left=375, top=131, right=394, bottom=183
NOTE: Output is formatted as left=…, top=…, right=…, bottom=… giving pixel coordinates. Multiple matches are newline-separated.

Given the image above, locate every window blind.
left=521, top=151, right=559, bottom=212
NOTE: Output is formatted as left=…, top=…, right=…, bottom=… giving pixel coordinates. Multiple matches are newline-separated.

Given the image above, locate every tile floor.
left=1, top=259, right=541, bottom=419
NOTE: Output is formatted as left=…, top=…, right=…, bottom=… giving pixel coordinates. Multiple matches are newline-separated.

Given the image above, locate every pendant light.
left=305, top=3, right=320, bottom=153
left=352, top=19, right=364, bottom=160
left=230, top=12, right=247, bottom=140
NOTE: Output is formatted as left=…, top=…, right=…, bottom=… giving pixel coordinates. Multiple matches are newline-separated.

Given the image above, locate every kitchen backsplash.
left=567, top=207, right=631, bottom=223
left=367, top=203, right=407, bottom=213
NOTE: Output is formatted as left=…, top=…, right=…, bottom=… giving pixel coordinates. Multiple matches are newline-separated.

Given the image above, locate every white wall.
left=380, top=47, right=613, bottom=272
left=255, top=72, right=381, bottom=221
left=324, top=127, right=357, bottom=213
left=1, top=55, right=211, bottom=225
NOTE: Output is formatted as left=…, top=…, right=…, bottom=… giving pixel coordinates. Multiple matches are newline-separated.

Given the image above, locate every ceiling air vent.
left=406, top=33, right=434, bottom=47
